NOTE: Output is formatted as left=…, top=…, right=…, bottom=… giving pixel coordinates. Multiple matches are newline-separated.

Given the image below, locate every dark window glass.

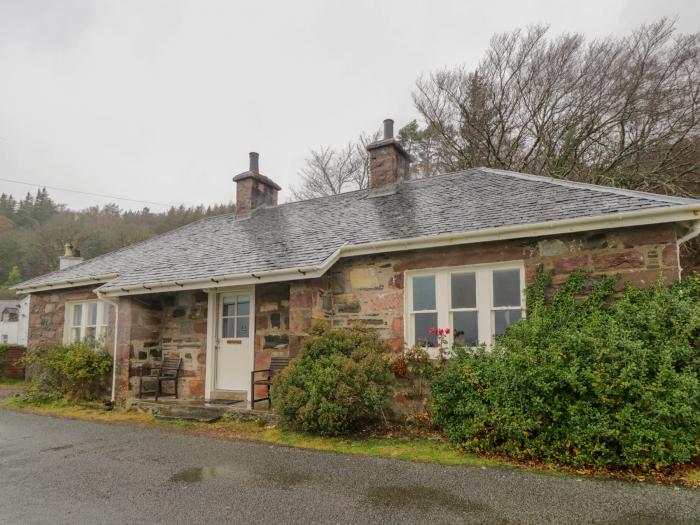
left=494, top=309, right=522, bottom=335
left=414, top=312, right=438, bottom=346
left=236, top=316, right=250, bottom=338
left=412, top=275, right=436, bottom=311
left=493, top=269, right=521, bottom=307
left=453, top=311, right=478, bottom=346
left=451, top=273, right=476, bottom=309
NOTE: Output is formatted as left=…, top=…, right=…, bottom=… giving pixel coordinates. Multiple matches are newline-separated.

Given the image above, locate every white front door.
left=215, top=291, right=254, bottom=392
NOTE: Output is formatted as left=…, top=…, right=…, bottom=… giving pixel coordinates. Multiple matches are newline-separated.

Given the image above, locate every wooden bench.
left=250, top=356, right=293, bottom=409
left=137, top=356, right=182, bottom=402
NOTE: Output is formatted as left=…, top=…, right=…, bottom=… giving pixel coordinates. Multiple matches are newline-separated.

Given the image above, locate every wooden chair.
left=250, top=356, right=293, bottom=409
left=137, top=356, right=182, bottom=402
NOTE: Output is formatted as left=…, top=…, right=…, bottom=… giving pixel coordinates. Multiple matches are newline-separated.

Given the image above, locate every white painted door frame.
left=204, top=285, right=255, bottom=401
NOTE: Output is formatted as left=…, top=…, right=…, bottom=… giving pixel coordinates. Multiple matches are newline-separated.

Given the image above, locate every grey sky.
left=1, top=0, right=698, bottom=210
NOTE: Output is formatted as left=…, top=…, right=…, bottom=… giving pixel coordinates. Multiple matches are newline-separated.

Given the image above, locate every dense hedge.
left=431, top=270, right=700, bottom=469
left=271, top=324, right=395, bottom=436
left=22, top=342, right=112, bottom=401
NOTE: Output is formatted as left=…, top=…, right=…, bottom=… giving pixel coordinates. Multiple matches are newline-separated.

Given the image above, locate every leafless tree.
left=413, top=19, right=700, bottom=196
left=291, top=130, right=380, bottom=200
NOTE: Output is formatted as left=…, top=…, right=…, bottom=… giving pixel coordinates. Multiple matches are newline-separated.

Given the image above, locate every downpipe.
left=96, top=291, right=120, bottom=404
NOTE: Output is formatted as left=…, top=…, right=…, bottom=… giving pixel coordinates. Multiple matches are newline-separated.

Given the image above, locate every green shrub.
left=431, top=270, right=700, bottom=469
left=22, top=342, right=112, bottom=401
left=271, top=324, right=395, bottom=436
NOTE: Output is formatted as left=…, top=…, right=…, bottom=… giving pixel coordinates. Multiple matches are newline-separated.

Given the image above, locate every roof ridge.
left=477, top=167, right=700, bottom=205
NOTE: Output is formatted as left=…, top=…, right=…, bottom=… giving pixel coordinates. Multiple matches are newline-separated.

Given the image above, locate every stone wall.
left=327, top=224, right=679, bottom=353
left=26, top=286, right=115, bottom=354
left=119, top=291, right=208, bottom=401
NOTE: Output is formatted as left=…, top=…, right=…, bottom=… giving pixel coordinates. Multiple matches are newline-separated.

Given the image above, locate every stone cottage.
left=14, top=119, right=700, bottom=406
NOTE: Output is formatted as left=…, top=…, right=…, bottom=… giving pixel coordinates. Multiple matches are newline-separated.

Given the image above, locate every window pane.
left=72, top=304, right=82, bottom=327
left=223, top=301, right=236, bottom=317
left=87, top=303, right=98, bottom=326
left=414, top=312, right=438, bottom=347
left=71, top=327, right=81, bottom=342
left=85, top=327, right=97, bottom=341
left=222, top=318, right=235, bottom=338
left=451, top=273, right=476, bottom=309
left=453, top=311, right=478, bottom=346
left=102, top=303, right=111, bottom=325
left=412, top=276, right=436, bottom=311
left=494, top=309, right=523, bottom=336
left=493, top=269, right=521, bottom=307
left=237, top=299, right=250, bottom=316
left=236, top=316, right=250, bottom=337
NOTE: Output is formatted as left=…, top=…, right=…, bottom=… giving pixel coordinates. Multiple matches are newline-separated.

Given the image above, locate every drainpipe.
left=97, top=292, right=120, bottom=404
left=676, top=220, right=700, bottom=280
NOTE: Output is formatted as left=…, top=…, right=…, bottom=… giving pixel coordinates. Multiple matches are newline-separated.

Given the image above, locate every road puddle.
left=44, top=444, right=74, bottom=452
left=171, top=466, right=235, bottom=483
left=367, top=486, right=498, bottom=518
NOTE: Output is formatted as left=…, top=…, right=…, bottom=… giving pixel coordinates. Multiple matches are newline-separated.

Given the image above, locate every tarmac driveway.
left=0, top=409, right=698, bottom=524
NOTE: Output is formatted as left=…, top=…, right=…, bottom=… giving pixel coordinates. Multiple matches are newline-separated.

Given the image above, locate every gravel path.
left=0, top=409, right=698, bottom=524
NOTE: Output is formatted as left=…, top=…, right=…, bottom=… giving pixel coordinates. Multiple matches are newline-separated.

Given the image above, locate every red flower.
left=428, top=327, right=436, bottom=335
left=445, top=328, right=451, bottom=335
left=438, top=328, right=444, bottom=336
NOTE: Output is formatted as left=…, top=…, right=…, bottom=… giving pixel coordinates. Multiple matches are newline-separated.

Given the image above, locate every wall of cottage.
left=26, top=286, right=115, bottom=354
left=117, top=290, right=208, bottom=402
left=26, top=223, right=680, bottom=405
left=287, top=224, right=680, bottom=355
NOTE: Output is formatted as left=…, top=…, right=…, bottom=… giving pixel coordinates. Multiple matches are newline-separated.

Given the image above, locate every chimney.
left=59, top=242, right=84, bottom=270
left=233, top=152, right=282, bottom=216
left=366, top=118, right=412, bottom=189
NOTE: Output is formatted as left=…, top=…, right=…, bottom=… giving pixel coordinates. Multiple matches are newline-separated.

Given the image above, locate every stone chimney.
left=233, top=152, right=282, bottom=216
left=366, top=119, right=412, bottom=189
left=59, top=242, right=84, bottom=270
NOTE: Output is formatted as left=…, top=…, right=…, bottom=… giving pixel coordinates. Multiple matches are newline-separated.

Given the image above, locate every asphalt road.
left=0, top=409, right=698, bottom=524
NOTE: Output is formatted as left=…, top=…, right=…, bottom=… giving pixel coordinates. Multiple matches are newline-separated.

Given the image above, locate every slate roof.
left=15, top=167, right=700, bottom=293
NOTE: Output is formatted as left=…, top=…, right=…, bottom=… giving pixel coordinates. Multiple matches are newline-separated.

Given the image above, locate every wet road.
left=1, top=409, right=699, bottom=524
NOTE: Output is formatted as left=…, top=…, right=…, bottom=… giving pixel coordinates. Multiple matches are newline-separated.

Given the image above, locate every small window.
left=221, top=295, right=251, bottom=339
left=67, top=301, right=111, bottom=344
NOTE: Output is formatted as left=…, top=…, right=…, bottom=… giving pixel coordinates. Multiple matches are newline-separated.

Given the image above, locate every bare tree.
left=291, top=130, right=380, bottom=200
left=413, top=19, right=700, bottom=196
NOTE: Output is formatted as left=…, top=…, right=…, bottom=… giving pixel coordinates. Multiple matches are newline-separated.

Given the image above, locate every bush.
left=271, top=324, right=395, bottom=435
left=431, top=270, right=700, bottom=469
left=22, top=342, right=112, bottom=401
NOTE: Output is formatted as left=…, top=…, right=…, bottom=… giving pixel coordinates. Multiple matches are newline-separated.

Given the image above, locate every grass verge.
left=2, top=397, right=698, bottom=487
left=0, top=397, right=497, bottom=468
left=0, top=377, right=26, bottom=388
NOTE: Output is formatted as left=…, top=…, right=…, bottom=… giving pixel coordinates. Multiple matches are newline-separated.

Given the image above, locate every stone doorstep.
left=128, top=399, right=279, bottom=425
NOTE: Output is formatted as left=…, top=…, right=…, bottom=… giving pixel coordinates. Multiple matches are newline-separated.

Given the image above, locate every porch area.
left=112, top=280, right=318, bottom=407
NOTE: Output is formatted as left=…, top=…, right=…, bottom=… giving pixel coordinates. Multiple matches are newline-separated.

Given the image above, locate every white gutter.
left=96, top=291, right=120, bottom=405
left=13, top=273, right=118, bottom=295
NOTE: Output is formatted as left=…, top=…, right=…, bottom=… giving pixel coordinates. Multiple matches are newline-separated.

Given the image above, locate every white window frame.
left=404, top=261, right=525, bottom=348
left=63, top=300, right=111, bottom=344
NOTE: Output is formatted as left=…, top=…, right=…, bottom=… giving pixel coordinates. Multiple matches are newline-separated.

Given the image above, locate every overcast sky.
left=1, top=0, right=698, bottom=211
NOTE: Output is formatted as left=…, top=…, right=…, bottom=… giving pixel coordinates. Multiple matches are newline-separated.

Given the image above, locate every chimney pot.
left=249, top=151, right=259, bottom=173
left=383, top=119, right=394, bottom=140
left=59, top=242, right=84, bottom=270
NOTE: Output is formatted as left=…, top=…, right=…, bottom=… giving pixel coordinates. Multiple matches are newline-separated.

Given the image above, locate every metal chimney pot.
left=383, top=119, right=394, bottom=140
left=249, top=152, right=259, bottom=173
